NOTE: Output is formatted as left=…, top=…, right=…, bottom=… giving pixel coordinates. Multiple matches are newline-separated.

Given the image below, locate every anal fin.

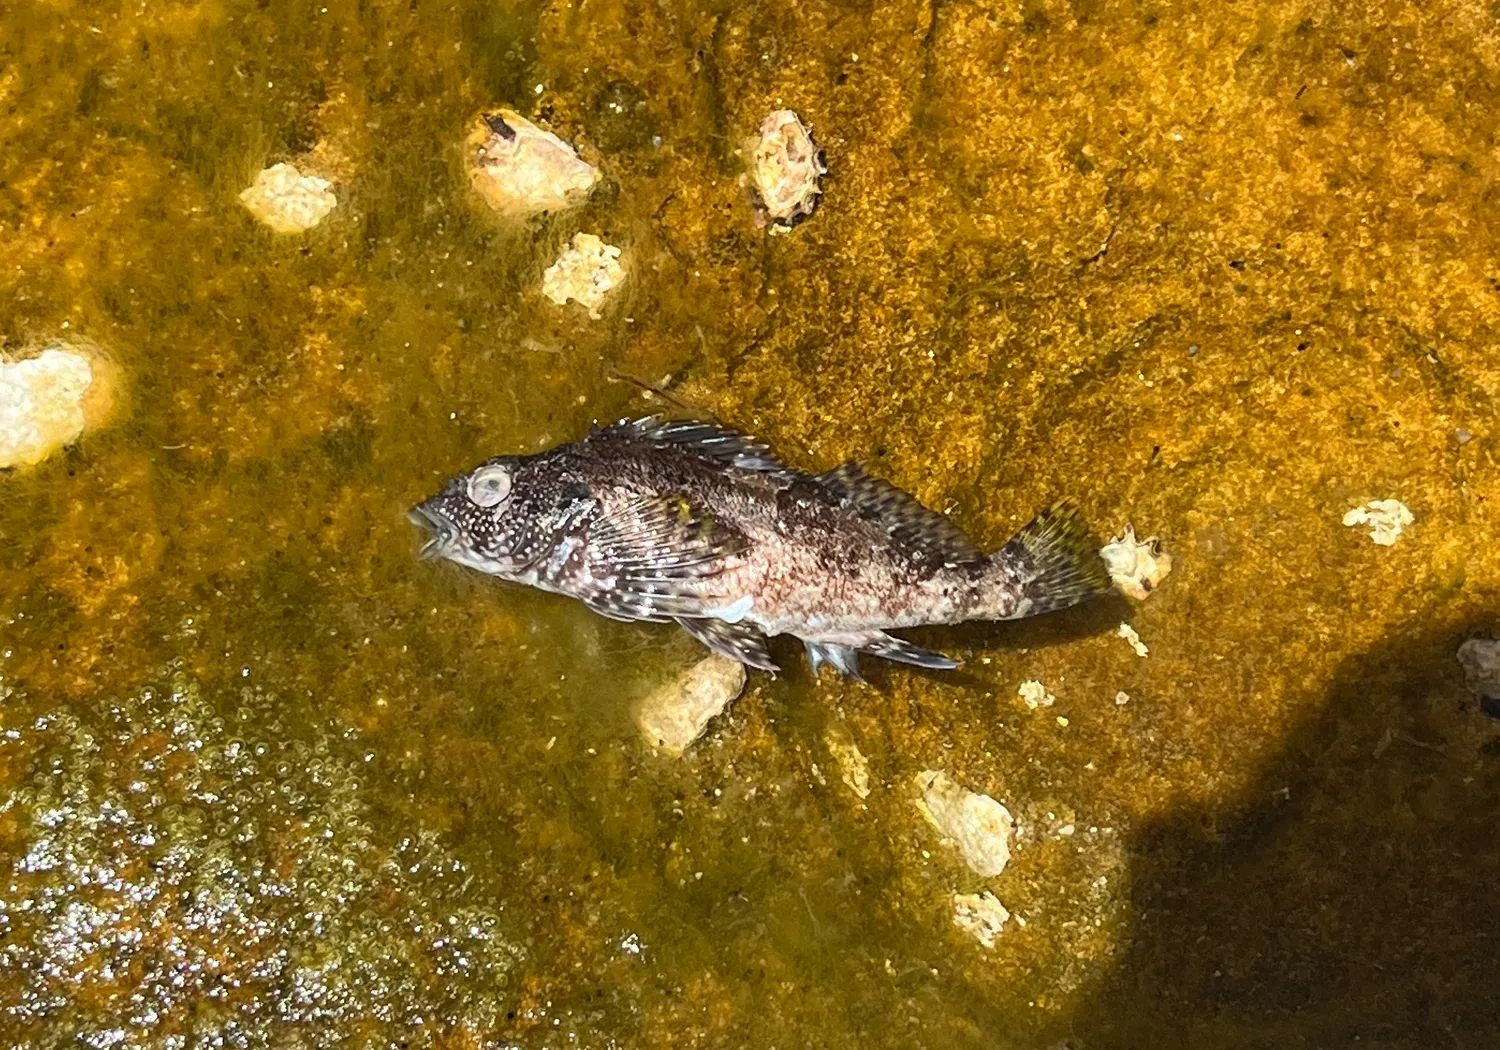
left=860, top=633, right=961, bottom=670
left=676, top=617, right=779, bottom=673
left=803, top=632, right=959, bottom=676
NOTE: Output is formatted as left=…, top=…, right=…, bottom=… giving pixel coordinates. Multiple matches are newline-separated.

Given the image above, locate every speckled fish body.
left=411, top=418, right=1109, bottom=676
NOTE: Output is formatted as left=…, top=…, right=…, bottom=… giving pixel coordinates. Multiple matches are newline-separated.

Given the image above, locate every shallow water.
left=2, top=0, right=1499, bottom=1046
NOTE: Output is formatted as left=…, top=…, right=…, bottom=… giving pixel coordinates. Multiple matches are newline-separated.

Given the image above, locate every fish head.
left=409, top=454, right=584, bottom=579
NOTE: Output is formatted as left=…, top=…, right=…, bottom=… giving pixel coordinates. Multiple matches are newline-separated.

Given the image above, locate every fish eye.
left=467, top=464, right=512, bottom=508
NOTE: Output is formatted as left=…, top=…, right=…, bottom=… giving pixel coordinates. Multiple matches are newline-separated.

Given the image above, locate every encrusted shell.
left=634, top=654, right=746, bottom=756
left=469, top=110, right=599, bottom=216
left=1100, top=525, right=1173, bottom=600
left=744, top=109, right=826, bottom=232
left=913, top=770, right=1013, bottom=878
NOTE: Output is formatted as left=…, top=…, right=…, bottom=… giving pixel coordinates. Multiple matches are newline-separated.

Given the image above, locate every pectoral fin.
left=584, top=495, right=743, bottom=620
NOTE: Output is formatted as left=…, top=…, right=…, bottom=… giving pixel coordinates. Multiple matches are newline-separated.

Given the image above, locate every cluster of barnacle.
left=465, top=104, right=826, bottom=232
left=460, top=104, right=827, bottom=315
left=8, top=101, right=828, bottom=470
left=240, top=103, right=828, bottom=322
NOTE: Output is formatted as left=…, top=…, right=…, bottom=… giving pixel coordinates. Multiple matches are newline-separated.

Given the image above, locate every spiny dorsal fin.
left=582, top=494, right=742, bottom=621
left=600, top=416, right=794, bottom=475
left=817, top=463, right=984, bottom=565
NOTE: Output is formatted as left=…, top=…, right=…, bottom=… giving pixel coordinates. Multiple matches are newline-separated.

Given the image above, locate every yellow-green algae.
left=1, top=0, right=1498, bottom=1047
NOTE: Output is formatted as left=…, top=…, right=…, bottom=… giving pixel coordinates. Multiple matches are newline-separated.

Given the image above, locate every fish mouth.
left=408, top=503, right=455, bottom=561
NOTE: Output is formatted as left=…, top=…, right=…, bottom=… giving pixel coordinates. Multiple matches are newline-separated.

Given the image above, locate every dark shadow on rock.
left=1064, top=612, right=1500, bottom=1049
left=771, top=595, right=1132, bottom=693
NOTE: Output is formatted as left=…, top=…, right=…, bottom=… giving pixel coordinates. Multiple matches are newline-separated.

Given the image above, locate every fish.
left=409, top=417, right=1110, bottom=678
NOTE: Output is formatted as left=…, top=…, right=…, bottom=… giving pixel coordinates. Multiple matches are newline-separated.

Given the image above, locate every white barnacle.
left=1117, top=622, right=1149, bottom=657
left=952, top=891, right=1010, bottom=948
left=1101, top=525, right=1173, bottom=600
left=0, top=346, right=97, bottom=467
left=541, top=233, right=626, bottom=319
left=742, top=109, right=826, bottom=232
left=1018, top=680, right=1055, bottom=709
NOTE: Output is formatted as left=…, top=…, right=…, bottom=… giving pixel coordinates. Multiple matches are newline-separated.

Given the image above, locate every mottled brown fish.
left=410, top=417, right=1109, bottom=677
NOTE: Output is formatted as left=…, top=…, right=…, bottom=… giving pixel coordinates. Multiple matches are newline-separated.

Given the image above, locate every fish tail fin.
left=985, top=501, right=1110, bottom=619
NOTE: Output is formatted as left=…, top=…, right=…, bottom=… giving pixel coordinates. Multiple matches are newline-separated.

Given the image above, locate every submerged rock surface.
left=914, top=770, right=1014, bottom=878
left=0, top=671, right=522, bottom=1046
left=634, top=653, right=746, bottom=755
left=3, top=0, right=1499, bottom=1046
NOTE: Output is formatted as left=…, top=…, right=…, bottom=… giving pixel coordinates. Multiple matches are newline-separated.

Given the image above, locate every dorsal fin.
left=599, top=416, right=794, bottom=475
left=817, top=463, right=985, bottom=565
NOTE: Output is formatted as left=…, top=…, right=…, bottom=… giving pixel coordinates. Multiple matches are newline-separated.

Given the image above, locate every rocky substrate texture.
left=2, top=0, right=1498, bottom=1047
